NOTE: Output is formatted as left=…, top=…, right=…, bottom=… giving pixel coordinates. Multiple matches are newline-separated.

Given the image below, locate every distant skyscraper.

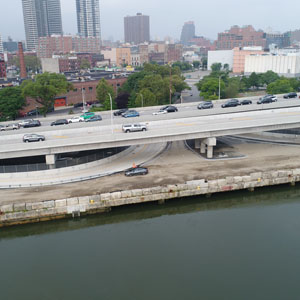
left=124, top=13, right=150, bottom=45
left=22, top=0, right=63, bottom=51
left=76, top=0, right=101, bottom=39
left=180, top=21, right=195, bottom=45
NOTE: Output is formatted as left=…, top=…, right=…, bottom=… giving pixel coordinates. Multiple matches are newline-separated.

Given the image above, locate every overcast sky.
left=0, top=0, right=299, bottom=42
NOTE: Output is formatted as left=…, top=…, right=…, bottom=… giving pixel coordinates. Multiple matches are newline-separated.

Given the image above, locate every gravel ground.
left=1, top=138, right=300, bottom=205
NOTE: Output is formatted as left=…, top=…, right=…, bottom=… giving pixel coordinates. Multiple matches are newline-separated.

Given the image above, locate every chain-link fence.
left=0, top=147, right=128, bottom=173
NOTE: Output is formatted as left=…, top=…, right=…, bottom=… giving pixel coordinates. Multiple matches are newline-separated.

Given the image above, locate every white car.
left=152, top=110, right=168, bottom=115
left=68, top=116, right=84, bottom=123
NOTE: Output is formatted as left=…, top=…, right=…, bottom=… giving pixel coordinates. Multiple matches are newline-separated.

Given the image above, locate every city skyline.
left=1, top=0, right=300, bottom=42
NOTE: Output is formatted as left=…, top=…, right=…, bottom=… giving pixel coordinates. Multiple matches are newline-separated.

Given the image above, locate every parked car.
left=197, top=101, right=213, bottom=109
left=73, top=102, right=84, bottom=108
left=23, top=120, right=41, bottom=128
left=26, top=109, right=40, bottom=116
left=122, top=110, right=140, bottom=118
left=241, top=99, right=252, bottom=105
left=160, top=105, right=178, bottom=112
left=283, top=92, right=297, bottom=99
left=125, top=167, right=148, bottom=176
left=80, top=112, right=95, bottom=120
left=23, top=133, right=45, bottom=143
left=68, top=116, right=84, bottom=123
left=0, top=123, right=20, bottom=131
left=114, top=108, right=128, bottom=116
left=152, top=110, right=168, bottom=115
left=18, top=119, right=34, bottom=127
left=85, top=115, right=102, bottom=122
left=51, top=119, right=69, bottom=126
left=221, top=99, right=240, bottom=108
left=122, top=123, right=147, bottom=133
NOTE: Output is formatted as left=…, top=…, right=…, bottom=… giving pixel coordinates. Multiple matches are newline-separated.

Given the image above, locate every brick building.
left=21, top=77, right=127, bottom=113
left=0, top=59, right=6, bottom=78
left=216, top=25, right=266, bottom=50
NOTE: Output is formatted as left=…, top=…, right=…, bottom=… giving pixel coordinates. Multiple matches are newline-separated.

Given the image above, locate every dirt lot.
left=1, top=138, right=300, bottom=205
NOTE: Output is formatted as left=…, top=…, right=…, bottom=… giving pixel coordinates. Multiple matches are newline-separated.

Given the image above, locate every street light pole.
left=218, top=76, right=221, bottom=100
left=169, top=65, right=172, bottom=104
left=108, top=93, right=114, bottom=134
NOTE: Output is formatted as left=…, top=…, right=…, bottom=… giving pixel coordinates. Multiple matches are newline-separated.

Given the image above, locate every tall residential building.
left=124, top=13, right=150, bottom=45
left=22, top=0, right=63, bottom=51
left=180, top=21, right=195, bottom=45
left=76, top=0, right=101, bottom=39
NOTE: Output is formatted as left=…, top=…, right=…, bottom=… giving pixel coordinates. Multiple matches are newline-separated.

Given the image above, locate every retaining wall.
left=1, top=168, right=300, bottom=227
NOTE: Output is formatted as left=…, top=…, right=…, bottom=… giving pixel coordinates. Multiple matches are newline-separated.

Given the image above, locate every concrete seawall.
left=1, top=168, right=300, bottom=227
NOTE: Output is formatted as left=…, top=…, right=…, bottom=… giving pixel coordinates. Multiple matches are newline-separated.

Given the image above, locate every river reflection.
left=1, top=184, right=300, bottom=299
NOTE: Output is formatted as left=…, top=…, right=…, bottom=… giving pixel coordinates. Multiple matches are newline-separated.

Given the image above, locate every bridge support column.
left=46, top=154, right=56, bottom=169
left=200, top=142, right=206, bottom=154
left=195, top=139, right=201, bottom=149
left=202, top=137, right=216, bottom=159
left=207, top=146, right=214, bottom=159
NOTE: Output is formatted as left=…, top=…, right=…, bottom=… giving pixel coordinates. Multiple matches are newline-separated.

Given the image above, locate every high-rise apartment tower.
left=76, top=0, right=101, bottom=39
left=22, top=0, right=63, bottom=51
left=124, top=13, right=150, bottom=45
left=180, top=21, right=195, bottom=45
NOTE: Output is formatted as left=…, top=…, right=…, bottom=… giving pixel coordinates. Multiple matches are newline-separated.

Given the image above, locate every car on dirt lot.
left=125, top=167, right=148, bottom=176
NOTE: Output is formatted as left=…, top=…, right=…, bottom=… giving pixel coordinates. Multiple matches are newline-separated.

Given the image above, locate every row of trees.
left=196, top=63, right=300, bottom=100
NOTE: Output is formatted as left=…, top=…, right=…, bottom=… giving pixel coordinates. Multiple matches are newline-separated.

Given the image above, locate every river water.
left=1, top=185, right=300, bottom=300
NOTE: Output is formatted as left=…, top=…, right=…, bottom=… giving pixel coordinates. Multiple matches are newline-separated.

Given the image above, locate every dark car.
left=23, top=120, right=41, bottom=128
left=241, top=99, right=252, bottom=105
left=283, top=92, right=297, bottom=99
left=257, top=96, right=274, bottom=104
left=23, top=133, right=45, bottom=143
left=221, top=99, right=240, bottom=108
left=161, top=105, right=178, bottom=112
left=125, top=167, right=148, bottom=177
left=26, top=108, right=40, bottom=116
left=114, top=108, right=128, bottom=116
left=51, top=119, right=68, bottom=126
left=73, top=102, right=84, bottom=108
left=85, top=115, right=102, bottom=122
left=197, top=101, right=213, bottom=109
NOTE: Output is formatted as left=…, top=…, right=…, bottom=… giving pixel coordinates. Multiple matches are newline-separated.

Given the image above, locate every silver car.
left=0, top=123, right=20, bottom=131
left=23, top=134, right=45, bottom=143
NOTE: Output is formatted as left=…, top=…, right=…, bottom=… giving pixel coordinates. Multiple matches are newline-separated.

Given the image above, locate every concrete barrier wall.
left=1, top=168, right=300, bottom=226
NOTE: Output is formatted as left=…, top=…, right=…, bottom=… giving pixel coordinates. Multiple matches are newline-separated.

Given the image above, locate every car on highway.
left=85, top=115, right=102, bottom=122
left=257, top=96, right=274, bottom=104
left=122, top=110, right=140, bottom=118
left=23, top=133, right=45, bottom=143
left=221, top=99, right=240, bottom=108
left=114, top=108, right=128, bottom=116
left=152, top=110, right=168, bottom=115
left=283, top=92, right=297, bottom=99
left=197, top=101, right=213, bottom=109
left=23, top=120, right=41, bottom=128
left=125, top=167, right=148, bottom=176
left=241, top=99, right=252, bottom=105
left=68, top=116, right=84, bottom=123
left=80, top=112, right=95, bottom=120
left=18, top=119, right=34, bottom=127
left=0, top=123, right=20, bottom=131
left=160, top=105, right=178, bottom=113
left=51, top=119, right=69, bottom=126
left=122, top=123, right=147, bottom=133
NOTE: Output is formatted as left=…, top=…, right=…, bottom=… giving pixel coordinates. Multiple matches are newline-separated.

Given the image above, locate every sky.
left=0, top=0, right=300, bottom=42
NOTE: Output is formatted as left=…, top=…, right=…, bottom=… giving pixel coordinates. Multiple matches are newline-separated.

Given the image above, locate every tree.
left=13, top=55, right=41, bottom=73
left=192, top=61, right=200, bottom=69
left=80, top=59, right=91, bottom=70
left=260, top=70, right=279, bottom=85
left=267, top=79, right=294, bottom=94
left=201, top=57, right=207, bottom=70
left=211, top=63, right=222, bottom=72
left=21, top=72, right=72, bottom=116
left=96, top=78, right=116, bottom=110
left=248, top=72, right=261, bottom=89
left=0, top=87, right=26, bottom=121
left=225, top=79, right=239, bottom=98
left=199, top=77, right=226, bottom=100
